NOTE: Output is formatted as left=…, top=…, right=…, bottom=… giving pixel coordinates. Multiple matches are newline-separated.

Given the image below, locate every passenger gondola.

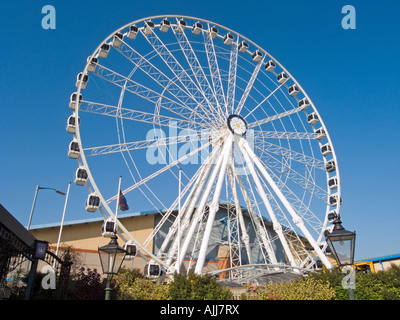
left=74, top=167, right=88, bottom=186
left=75, top=72, right=89, bottom=90
left=127, top=24, right=138, bottom=40
left=98, top=43, right=110, bottom=59
left=265, top=60, right=276, bottom=72
left=69, top=92, right=82, bottom=110
left=192, top=22, right=203, bottom=35
left=160, top=18, right=171, bottom=32
left=68, top=139, right=80, bottom=159
left=86, top=193, right=100, bottom=212
left=112, top=32, right=123, bottom=49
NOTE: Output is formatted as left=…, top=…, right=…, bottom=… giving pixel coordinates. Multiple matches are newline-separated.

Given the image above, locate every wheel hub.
left=227, top=114, right=247, bottom=136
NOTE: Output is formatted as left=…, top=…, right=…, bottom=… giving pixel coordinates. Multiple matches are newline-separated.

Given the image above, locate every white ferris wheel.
left=67, top=15, right=342, bottom=281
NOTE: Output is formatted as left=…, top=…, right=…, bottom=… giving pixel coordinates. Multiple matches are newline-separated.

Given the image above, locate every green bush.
left=247, top=277, right=336, bottom=300
left=68, top=268, right=115, bottom=300
left=307, top=263, right=400, bottom=300
left=355, top=264, right=400, bottom=300
left=115, top=268, right=168, bottom=300
left=119, top=277, right=170, bottom=300
left=308, top=268, right=349, bottom=300
left=115, top=270, right=232, bottom=300
left=169, top=273, right=233, bottom=300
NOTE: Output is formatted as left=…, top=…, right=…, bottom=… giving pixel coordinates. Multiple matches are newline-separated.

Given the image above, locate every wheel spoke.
left=253, top=137, right=326, bottom=170
left=83, top=131, right=203, bottom=157
left=247, top=104, right=306, bottom=129
left=171, top=19, right=225, bottom=120
left=93, top=62, right=197, bottom=118
left=235, top=60, right=263, bottom=115
left=80, top=100, right=210, bottom=131
left=140, top=26, right=224, bottom=128
left=105, top=139, right=212, bottom=204
left=203, top=22, right=227, bottom=114
left=114, top=38, right=215, bottom=125
left=253, top=130, right=317, bottom=140
left=244, top=82, right=286, bottom=119
left=226, top=36, right=239, bottom=115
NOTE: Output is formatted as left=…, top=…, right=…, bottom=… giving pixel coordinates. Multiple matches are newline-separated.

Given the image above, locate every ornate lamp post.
left=98, top=234, right=126, bottom=300
left=325, top=217, right=356, bottom=299
left=325, top=218, right=356, bottom=267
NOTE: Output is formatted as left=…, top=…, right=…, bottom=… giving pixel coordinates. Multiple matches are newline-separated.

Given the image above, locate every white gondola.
left=288, top=84, right=299, bottom=96
left=238, top=41, right=248, bottom=53
left=265, top=60, right=276, bottom=72
left=74, top=167, right=88, bottom=186
left=160, top=19, right=171, bottom=32
left=328, top=176, right=338, bottom=189
left=144, top=20, right=155, bottom=35
left=145, top=261, right=161, bottom=278
left=176, top=19, right=187, bottom=33
left=85, top=193, right=100, bottom=212
left=277, top=72, right=288, bottom=84
left=325, top=160, right=336, bottom=173
left=329, top=193, right=342, bottom=207
left=314, top=127, right=326, bottom=140
left=223, top=33, right=234, bottom=45
left=98, top=43, right=110, bottom=59
left=298, top=98, right=310, bottom=109
left=321, top=143, right=332, bottom=156
left=325, top=245, right=332, bottom=255
left=209, top=26, right=218, bottom=39
left=69, top=92, right=82, bottom=110
left=307, top=112, right=319, bottom=125
left=66, top=115, right=80, bottom=133
left=192, top=22, right=203, bottom=35
left=86, top=56, right=98, bottom=73
left=252, top=50, right=263, bottom=62
left=327, top=210, right=338, bottom=223
left=112, top=32, right=123, bottom=49
left=127, top=24, right=138, bottom=40
left=102, top=218, right=116, bottom=237
left=124, top=241, right=137, bottom=260
left=75, top=72, right=89, bottom=90
left=68, top=139, right=80, bottom=159
left=314, top=259, right=323, bottom=270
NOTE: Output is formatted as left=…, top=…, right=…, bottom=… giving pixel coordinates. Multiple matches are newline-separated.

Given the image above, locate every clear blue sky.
left=0, top=0, right=399, bottom=260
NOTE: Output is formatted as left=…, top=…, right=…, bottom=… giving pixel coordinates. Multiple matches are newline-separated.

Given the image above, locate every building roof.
left=28, top=202, right=255, bottom=230
left=355, top=253, right=400, bottom=263
left=0, top=203, right=36, bottom=247
left=29, top=208, right=162, bottom=230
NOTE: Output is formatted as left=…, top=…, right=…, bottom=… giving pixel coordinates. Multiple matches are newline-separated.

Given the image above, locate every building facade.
left=29, top=206, right=287, bottom=276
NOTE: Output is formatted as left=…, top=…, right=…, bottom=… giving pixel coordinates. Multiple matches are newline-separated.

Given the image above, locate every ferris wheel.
left=67, top=15, right=342, bottom=280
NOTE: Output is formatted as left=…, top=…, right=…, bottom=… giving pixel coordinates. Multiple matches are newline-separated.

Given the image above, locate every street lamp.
left=324, top=217, right=356, bottom=267
left=27, top=185, right=66, bottom=230
left=98, top=234, right=126, bottom=300
left=325, top=217, right=356, bottom=300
